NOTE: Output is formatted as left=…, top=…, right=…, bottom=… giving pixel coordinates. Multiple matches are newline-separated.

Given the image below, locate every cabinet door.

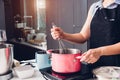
left=46, top=0, right=60, bottom=49
left=73, top=0, right=88, bottom=52
left=46, top=0, right=88, bottom=49
left=0, top=0, right=5, bottom=29
left=87, top=0, right=98, bottom=9
left=46, top=0, right=74, bottom=49
left=73, top=0, right=98, bottom=52
left=58, top=0, right=74, bottom=48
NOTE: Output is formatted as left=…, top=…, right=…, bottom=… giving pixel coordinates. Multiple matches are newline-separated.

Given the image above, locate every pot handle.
left=76, top=56, right=88, bottom=65
left=46, top=49, right=53, bottom=54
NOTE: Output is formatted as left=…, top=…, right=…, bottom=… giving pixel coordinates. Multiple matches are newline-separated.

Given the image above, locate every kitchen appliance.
left=40, top=67, right=93, bottom=80
left=0, top=30, right=13, bottom=80
left=47, top=48, right=82, bottom=73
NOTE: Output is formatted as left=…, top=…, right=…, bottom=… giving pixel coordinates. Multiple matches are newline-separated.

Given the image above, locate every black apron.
left=82, top=5, right=120, bottom=78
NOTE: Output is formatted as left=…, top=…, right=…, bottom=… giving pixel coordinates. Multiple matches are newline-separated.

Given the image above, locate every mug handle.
left=46, top=50, right=53, bottom=60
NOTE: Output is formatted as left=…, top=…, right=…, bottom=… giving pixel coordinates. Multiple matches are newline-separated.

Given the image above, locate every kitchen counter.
left=10, top=59, right=97, bottom=80
left=11, top=70, right=97, bottom=80
left=9, top=38, right=47, bottom=50
left=8, top=39, right=47, bottom=61
left=10, top=70, right=97, bottom=80
left=11, top=70, right=46, bottom=80
left=10, top=59, right=46, bottom=80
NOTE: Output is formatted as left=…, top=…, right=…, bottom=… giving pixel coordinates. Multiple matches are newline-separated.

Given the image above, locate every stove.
left=39, top=67, right=93, bottom=80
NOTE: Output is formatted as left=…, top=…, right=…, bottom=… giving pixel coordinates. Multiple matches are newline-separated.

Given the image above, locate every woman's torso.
left=82, top=0, right=120, bottom=78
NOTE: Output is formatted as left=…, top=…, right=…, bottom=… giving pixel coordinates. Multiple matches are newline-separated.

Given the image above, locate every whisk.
left=58, top=39, right=68, bottom=54
left=52, top=23, right=68, bottom=54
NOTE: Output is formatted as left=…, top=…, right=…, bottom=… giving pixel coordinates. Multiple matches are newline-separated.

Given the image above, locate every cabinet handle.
left=73, top=25, right=76, bottom=27
left=73, top=25, right=80, bottom=28
left=77, top=25, right=80, bottom=27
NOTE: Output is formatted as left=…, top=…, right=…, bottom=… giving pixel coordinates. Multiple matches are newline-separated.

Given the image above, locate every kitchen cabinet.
left=58, top=0, right=75, bottom=48
left=9, top=40, right=45, bottom=61
left=0, top=0, right=15, bottom=39
left=46, top=0, right=59, bottom=49
left=0, top=0, right=5, bottom=30
left=4, top=0, right=15, bottom=40
left=46, top=0, right=96, bottom=52
left=0, top=0, right=14, bottom=39
left=72, top=0, right=87, bottom=52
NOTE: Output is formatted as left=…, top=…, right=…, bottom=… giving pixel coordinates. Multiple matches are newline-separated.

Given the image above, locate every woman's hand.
left=51, top=27, right=64, bottom=40
left=77, top=48, right=102, bottom=64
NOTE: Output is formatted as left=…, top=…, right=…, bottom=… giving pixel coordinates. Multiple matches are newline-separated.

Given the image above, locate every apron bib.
left=82, top=5, right=120, bottom=78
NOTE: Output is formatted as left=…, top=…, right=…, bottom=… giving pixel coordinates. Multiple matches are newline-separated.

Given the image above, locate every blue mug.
left=35, top=50, right=51, bottom=69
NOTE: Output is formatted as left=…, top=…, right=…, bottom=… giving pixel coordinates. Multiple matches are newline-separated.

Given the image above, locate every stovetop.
left=39, top=67, right=93, bottom=80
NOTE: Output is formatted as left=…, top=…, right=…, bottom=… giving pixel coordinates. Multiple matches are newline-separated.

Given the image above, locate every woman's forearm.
left=98, top=42, right=120, bottom=56
left=62, top=32, right=88, bottom=44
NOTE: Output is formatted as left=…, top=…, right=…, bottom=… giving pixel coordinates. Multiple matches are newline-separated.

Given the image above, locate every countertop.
left=9, top=39, right=47, bottom=60
left=10, top=59, right=97, bottom=80
left=9, top=38, right=47, bottom=50
left=10, top=59, right=45, bottom=80
left=10, top=69, right=97, bottom=80
left=10, top=59, right=46, bottom=80
left=11, top=71, right=97, bottom=80
left=11, top=70, right=46, bottom=80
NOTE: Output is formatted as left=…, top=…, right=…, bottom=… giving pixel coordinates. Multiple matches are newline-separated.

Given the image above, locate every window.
left=18, top=0, right=46, bottom=33
left=36, top=0, right=46, bottom=32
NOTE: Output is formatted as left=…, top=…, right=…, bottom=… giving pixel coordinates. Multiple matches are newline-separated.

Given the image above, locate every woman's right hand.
left=51, top=26, right=64, bottom=40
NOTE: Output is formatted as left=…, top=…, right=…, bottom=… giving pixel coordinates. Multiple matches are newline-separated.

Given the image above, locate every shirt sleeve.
left=89, top=2, right=99, bottom=18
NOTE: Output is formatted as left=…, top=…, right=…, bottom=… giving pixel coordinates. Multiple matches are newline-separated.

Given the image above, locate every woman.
left=51, top=0, right=120, bottom=77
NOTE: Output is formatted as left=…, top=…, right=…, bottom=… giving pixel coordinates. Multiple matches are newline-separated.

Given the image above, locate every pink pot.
left=47, top=48, right=81, bottom=73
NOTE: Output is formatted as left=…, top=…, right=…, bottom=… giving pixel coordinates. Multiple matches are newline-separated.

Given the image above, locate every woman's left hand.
left=77, top=48, right=102, bottom=64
